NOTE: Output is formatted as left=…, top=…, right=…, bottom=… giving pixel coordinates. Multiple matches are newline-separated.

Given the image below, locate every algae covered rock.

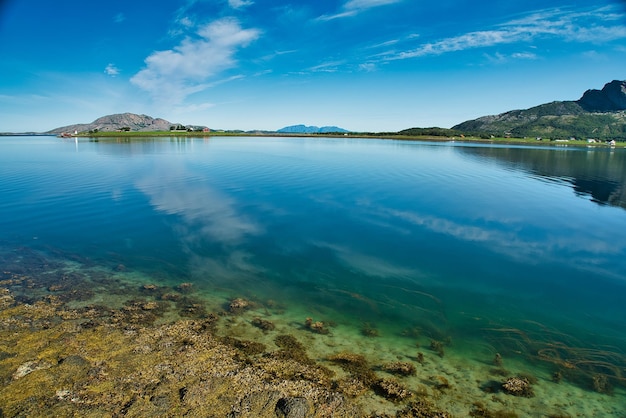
left=396, top=399, right=451, bottom=417
left=229, top=297, right=252, bottom=314
left=374, top=378, right=413, bottom=401
left=275, top=396, right=311, bottom=418
left=502, top=376, right=534, bottom=397
left=252, top=316, right=276, bottom=331
left=383, top=361, right=417, bottom=376
left=12, top=360, right=53, bottom=380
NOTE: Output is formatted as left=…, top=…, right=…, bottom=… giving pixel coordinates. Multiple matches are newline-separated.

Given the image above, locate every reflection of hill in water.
left=457, top=146, right=626, bottom=210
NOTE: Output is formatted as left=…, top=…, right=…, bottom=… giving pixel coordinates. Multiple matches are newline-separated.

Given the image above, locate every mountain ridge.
left=47, top=113, right=181, bottom=134
left=452, top=80, right=626, bottom=140
left=277, top=124, right=350, bottom=134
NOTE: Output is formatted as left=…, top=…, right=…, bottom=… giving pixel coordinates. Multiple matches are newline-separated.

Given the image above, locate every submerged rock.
left=229, top=298, right=250, bottom=314
left=251, top=316, right=275, bottom=331
left=374, top=378, right=413, bottom=401
left=502, top=376, right=534, bottom=397
left=12, top=360, right=52, bottom=380
left=275, top=397, right=311, bottom=418
left=383, top=361, right=417, bottom=376
left=304, top=317, right=329, bottom=334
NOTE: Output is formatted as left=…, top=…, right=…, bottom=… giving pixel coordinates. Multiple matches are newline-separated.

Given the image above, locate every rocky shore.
left=2, top=247, right=622, bottom=417
left=0, top=248, right=453, bottom=417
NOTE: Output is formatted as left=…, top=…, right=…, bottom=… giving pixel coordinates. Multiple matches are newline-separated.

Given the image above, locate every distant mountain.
left=47, top=113, right=181, bottom=134
left=452, top=80, right=626, bottom=140
left=277, top=124, right=350, bottom=134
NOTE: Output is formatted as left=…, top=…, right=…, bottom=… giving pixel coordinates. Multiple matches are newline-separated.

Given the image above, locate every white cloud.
left=388, top=6, right=626, bottom=60
left=229, top=0, right=254, bottom=9
left=483, top=51, right=538, bottom=64
left=131, top=17, right=260, bottom=104
left=307, top=60, right=345, bottom=73
left=178, top=16, right=194, bottom=28
left=511, top=52, right=537, bottom=60
left=104, top=63, right=120, bottom=76
left=113, top=13, right=125, bottom=24
left=318, top=0, right=403, bottom=21
left=367, top=39, right=400, bottom=49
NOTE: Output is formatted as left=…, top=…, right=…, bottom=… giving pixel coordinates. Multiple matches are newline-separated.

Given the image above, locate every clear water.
left=1, top=135, right=625, bottom=413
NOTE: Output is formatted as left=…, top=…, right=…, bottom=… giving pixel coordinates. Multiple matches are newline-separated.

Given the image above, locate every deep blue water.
left=1, top=135, right=626, bottom=396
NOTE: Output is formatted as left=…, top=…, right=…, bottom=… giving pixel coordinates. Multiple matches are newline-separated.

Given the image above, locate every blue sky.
left=1, top=0, right=625, bottom=132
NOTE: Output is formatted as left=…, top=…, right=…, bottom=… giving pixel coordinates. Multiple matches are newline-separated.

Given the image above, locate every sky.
left=0, top=0, right=625, bottom=132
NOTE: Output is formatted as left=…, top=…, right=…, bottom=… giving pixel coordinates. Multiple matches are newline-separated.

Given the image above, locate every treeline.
left=397, top=127, right=462, bottom=137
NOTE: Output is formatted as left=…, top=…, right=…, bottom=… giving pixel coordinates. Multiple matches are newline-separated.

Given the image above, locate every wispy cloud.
left=358, top=62, right=377, bottom=72
left=367, top=39, right=401, bottom=49
left=104, top=63, right=120, bottom=76
left=229, top=0, right=254, bottom=9
left=387, top=6, right=626, bottom=60
left=318, top=0, right=404, bottom=21
left=483, top=51, right=538, bottom=64
left=307, top=60, right=345, bottom=73
left=0, top=93, right=50, bottom=104
left=131, top=17, right=260, bottom=104
left=113, top=12, right=125, bottom=24
left=178, top=16, right=194, bottom=28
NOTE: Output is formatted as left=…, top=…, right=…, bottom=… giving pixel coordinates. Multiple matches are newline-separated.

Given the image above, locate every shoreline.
left=3, top=131, right=622, bottom=148
left=51, top=131, right=626, bottom=149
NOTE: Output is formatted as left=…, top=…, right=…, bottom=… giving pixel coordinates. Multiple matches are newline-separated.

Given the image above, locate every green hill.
left=451, top=80, right=626, bottom=140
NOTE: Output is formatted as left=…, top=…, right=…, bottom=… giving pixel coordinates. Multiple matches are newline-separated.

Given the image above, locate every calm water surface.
left=1, top=136, right=625, bottom=406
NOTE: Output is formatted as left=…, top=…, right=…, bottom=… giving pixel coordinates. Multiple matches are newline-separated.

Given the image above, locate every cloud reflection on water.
left=312, top=241, right=418, bottom=279
left=136, top=173, right=261, bottom=247
left=135, top=167, right=265, bottom=286
left=380, top=206, right=625, bottom=281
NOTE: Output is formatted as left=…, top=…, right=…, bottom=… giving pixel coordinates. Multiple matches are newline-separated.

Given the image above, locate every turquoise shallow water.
left=1, top=135, right=626, bottom=413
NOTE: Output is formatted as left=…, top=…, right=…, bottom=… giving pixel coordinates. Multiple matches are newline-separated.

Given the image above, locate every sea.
left=1, top=135, right=625, bottom=416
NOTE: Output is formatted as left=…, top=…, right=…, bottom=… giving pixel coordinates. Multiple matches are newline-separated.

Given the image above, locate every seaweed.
left=373, top=378, right=413, bottom=401
left=430, top=340, right=445, bottom=357
left=469, top=402, right=519, bottom=418
left=396, top=399, right=451, bottom=417
left=176, top=297, right=208, bottom=319
left=494, top=353, right=503, bottom=367
left=174, top=282, right=194, bottom=293
left=382, top=361, right=416, bottom=376
left=429, top=375, right=451, bottom=390
left=273, top=334, right=310, bottom=364
left=483, top=325, right=626, bottom=393
left=328, top=352, right=377, bottom=386
left=361, top=322, right=379, bottom=337
left=251, top=316, right=275, bottom=331
left=304, top=317, right=330, bottom=334
left=221, top=336, right=266, bottom=356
